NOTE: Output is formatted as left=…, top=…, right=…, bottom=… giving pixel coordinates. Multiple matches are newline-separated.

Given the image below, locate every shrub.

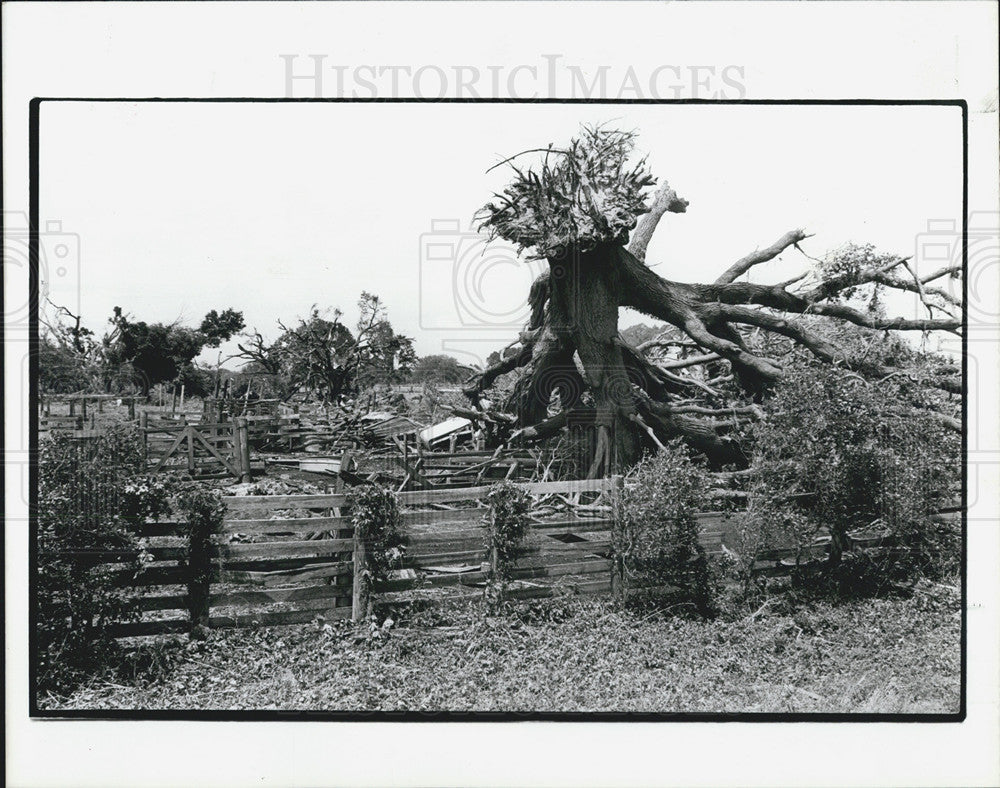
left=349, top=485, right=405, bottom=618
left=738, top=362, right=960, bottom=593
left=175, top=489, right=226, bottom=631
left=482, top=482, right=531, bottom=608
left=37, top=424, right=171, bottom=695
left=616, top=441, right=716, bottom=616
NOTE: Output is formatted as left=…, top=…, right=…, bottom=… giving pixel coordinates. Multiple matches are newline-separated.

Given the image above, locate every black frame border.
left=25, top=96, right=969, bottom=723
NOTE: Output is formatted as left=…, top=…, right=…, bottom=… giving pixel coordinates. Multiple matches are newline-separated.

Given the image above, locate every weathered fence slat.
left=212, top=538, right=355, bottom=560
left=209, top=603, right=352, bottom=630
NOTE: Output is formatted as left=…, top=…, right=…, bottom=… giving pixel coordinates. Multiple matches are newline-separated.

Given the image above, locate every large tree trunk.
left=509, top=243, right=744, bottom=471
left=546, top=245, right=641, bottom=473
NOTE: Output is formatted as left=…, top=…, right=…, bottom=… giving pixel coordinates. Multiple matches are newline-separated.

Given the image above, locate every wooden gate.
left=143, top=420, right=250, bottom=480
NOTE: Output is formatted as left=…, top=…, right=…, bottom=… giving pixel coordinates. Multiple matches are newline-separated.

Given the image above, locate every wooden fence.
left=112, top=478, right=745, bottom=636
left=39, top=394, right=147, bottom=435
left=108, top=481, right=961, bottom=637
left=140, top=416, right=255, bottom=481
left=263, top=414, right=346, bottom=453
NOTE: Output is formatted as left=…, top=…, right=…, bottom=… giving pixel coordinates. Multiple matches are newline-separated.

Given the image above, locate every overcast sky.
left=38, top=101, right=964, bottom=369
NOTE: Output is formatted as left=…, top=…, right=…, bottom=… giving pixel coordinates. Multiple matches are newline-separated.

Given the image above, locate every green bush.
left=37, top=424, right=171, bottom=695
left=349, top=485, right=405, bottom=588
left=175, top=489, right=226, bottom=631
left=482, top=482, right=531, bottom=608
left=616, top=441, right=716, bottom=616
left=738, top=362, right=960, bottom=594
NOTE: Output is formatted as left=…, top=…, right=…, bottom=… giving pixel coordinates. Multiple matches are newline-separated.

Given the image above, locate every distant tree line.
left=40, top=291, right=474, bottom=403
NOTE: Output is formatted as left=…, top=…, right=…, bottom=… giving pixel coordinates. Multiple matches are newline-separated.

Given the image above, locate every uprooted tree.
left=461, top=125, right=962, bottom=474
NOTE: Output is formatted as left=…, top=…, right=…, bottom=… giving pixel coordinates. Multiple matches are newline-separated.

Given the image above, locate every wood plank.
left=247, top=561, right=353, bottom=588
left=503, top=578, right=612, bottom=601
left=151, top=428, right=189, bottom=472
left=137, top=593, right=189, bottom=612
left=511, top=553, right=610, bottom=572
left=210, top=584, right=348, bottom=608
left=469, top=559, right=613, bottom=586
left=43, top=548, right=147, bottom=564
left=145, top=421, right=234, bottom=432
left=190, top=428, right=241, bottom=476
left=401, top=537, right=611, bottom=566
left=209, top=554, right=350, bottom=574
left=404, top=530, right=485, bottom=551
left=111, top=618, right=191, bottom=637
left=932, top=512, right=961, bottom=523
left=533, top=559, right=611, bottom=578
left=112, top=565, right=187, bottom=586
left=209, top=601, right=352, bottom=629
left=400, top=508, right=484, bottom=526
left=395, top=485, right=494, bottom=505
left=222, top=493, right=349, bottom=511
left=375, top=570, right=487, bottom=592
left=519, top=539, right=613, bottom=558
left=403, top=549, right=484, bottom=568
left=528, top=517, right=613, bottom=531
left=221, top=516, right=350, bottom=535
left=397, top=478, right=613, bottom=505
left=147, top=545, right=186, bottom=561
left=124, top=558, right=352, bottom=587
left=522, top=478, right=614, bottom=495
left=212, top=538, right=354, bottom=560
left=405, top=559, right=608, bottom=588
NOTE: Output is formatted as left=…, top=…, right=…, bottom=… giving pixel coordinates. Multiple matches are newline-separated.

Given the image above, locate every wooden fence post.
left=610, top=474, right=625, bottom=605
left=235, top=417, right=252, bottom=483
left=352, top=524, right=370, bottom=622
left=139, top=410, right=148, bottom=463
left=489, top=539, right=500, bottom=581
left=127, top=398, right=135, bottom=420
left=185, top=511, right=214, bottom=633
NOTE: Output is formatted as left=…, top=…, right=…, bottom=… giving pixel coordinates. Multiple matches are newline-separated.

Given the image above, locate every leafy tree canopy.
left=104, top=306, right=244, bottom=391
left=411, top=354, right=469, bottom=384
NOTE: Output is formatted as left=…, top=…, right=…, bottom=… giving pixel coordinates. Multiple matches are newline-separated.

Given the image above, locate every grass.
left=41, top=589, right=960, bottom=714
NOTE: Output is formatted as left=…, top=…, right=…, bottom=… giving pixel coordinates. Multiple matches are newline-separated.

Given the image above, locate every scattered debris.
left=418, top=417, right=474, bottom=449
